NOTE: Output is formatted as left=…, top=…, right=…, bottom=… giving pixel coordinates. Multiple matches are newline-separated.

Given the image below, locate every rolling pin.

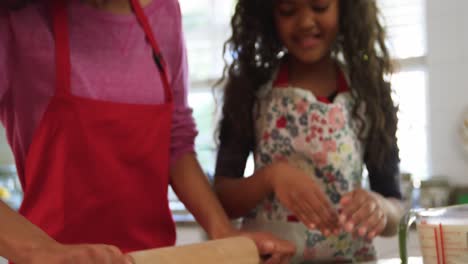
left=129, top=237, right=261, bottom=264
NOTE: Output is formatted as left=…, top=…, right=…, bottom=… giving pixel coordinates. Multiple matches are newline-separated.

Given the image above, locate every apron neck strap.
left=129, top=0, right=173, bottom=103
left=52, top=0, right=173, bottom=103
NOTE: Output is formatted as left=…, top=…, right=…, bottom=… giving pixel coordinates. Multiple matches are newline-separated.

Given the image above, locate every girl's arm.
left=366, top=142, right=404, bottom=236
left=376, top=196, right=403, bottom=237
left=215, top=172, right=272, bottom=220
left=213, top=126, right=268, bottom=219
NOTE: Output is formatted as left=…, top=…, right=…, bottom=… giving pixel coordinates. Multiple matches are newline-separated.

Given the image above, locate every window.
left=180, top=0, right=236, bottom=82
left=378, top=0, right=428, bottom=180
left=379, top=0, right=426, bottom=59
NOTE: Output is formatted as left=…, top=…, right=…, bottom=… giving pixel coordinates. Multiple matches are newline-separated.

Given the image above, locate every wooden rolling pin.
left=129, top=237, right=261, bottom=264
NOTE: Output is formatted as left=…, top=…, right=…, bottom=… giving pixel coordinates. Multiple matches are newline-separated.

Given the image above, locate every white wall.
left=427, top=0, right=468, bottom=184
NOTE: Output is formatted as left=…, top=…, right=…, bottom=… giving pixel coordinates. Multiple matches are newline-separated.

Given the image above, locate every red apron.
left=17, top=0, right=176, bottom=252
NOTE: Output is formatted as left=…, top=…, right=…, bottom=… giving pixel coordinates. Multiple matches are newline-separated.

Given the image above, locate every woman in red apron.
left=0, top=0, right=294, bottom=263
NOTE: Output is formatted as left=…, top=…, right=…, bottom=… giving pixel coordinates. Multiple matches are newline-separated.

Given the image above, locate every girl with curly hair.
left=214, top=0, right=404, bottom=262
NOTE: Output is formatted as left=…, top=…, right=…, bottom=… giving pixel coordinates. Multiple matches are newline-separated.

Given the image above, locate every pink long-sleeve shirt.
left=0, top=0, right=198, bottom=174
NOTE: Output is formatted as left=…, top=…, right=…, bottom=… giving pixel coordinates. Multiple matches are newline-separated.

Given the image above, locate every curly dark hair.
left=216, top=0, right=399, bottom=170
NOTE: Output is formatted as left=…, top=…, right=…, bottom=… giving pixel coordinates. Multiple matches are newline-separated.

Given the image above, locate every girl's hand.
left=339, top=189, right=388, bottom=240
left=268, top=161, right=339, bottom=235
left=18, top=242, right=134, bottom=264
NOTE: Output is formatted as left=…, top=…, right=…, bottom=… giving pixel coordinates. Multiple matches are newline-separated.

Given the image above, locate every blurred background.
left=0, top=0, right=467, bottom=259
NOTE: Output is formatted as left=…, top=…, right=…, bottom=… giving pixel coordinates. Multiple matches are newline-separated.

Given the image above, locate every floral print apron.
left=241, top=68, right=376, bottom=263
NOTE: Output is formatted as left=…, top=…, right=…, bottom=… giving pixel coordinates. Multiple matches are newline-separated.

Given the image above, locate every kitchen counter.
left=0, top=229, right=422, bottom=263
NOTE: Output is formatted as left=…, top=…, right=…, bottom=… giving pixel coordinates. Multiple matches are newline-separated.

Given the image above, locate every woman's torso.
left=0, top=0, right=193, bottom=173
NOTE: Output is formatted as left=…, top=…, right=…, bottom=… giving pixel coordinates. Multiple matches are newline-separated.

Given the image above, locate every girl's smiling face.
left=274, top=0, right=339, bottom=64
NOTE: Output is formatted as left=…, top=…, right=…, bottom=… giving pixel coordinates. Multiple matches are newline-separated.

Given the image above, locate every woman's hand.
left=239, top=231, right=296, bottom=264
left=267, top=161, right=339, bottom=235
left=339, top=188, right=388, bottom=240
left=18, top=241, right=134, bottom=264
